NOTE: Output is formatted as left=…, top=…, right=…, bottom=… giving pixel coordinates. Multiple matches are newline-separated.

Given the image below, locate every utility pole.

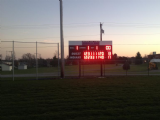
left=100, top=22, right=102, bottom=41
left=100, top=22, right=104, bottom=41
left=59, top=0, right=65, bottom=78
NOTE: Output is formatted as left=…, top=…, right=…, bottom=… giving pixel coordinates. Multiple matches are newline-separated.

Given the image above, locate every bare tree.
left=22, top=53, right=35, bottom=60
left=20, top=53, right=36, bottom=67
left=5, top=52, right=16, bottom=60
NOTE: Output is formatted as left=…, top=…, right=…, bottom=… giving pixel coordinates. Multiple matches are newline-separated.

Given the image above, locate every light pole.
left=100, top=22, right=104, bottom=41
left=59, top=0, right=64, bottom=78
left=100, top=22, right=102, bottom=41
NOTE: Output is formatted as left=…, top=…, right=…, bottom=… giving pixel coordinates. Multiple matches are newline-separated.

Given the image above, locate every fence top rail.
left=1, top=41, right=58, bottom=44
left=37, top=42, right=58, bottom=44
left=1, top=41, right=159, bottom=45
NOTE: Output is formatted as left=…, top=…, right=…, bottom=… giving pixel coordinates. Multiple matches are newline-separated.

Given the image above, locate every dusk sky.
left=1, top=0, right=160, bottom=59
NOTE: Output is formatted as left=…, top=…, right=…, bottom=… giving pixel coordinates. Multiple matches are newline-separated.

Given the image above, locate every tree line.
left=2, top=51, right=144, bottom=67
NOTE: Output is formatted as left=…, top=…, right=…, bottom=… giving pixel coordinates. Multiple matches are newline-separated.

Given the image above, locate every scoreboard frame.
left=69, top=41, right=112, bottom=60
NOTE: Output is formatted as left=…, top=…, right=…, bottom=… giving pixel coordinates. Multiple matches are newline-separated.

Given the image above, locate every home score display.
left=69, top=41, right=112, bottom=60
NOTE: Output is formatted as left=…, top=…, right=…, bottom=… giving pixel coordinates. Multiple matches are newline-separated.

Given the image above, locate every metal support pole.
left=58, top=43, right=60, bottom=77
left=100, top=22, right=103, bottom=77
left=13, top=41, right=14, bottom=81
left=100, top=22, right=102, bottom=41
left=36, top=41, right=38, bottom=80
left=100, top=61, right=103, bottom=77
left=79, top=60, right=81, bottom=78
left=59, top=0, right=65, bottom=78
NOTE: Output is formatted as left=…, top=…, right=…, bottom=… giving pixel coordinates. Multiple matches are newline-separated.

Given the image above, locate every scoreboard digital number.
left=69, top=41, right=112, bottom=60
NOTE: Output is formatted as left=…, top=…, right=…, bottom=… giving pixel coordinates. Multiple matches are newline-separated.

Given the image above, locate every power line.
left=2, top=32, right=160, bottom=41
left=0, top=24, right=98, bottom=29
left=1, top=34, right=100, bottom=40
left=104, top=22, right=160, bottom=26
left=1, top=22, right=160, bottom=29
left=0, top=22, right=98, bottom=27
left=104, top=33, right=160, bottom=35
left=1, top=21, right=160, bottom=27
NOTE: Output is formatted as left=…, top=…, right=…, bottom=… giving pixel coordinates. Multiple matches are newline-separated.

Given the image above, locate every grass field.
left=1, top=76, right=160, bottom=120
left=1, top=63, right=160, bottom=76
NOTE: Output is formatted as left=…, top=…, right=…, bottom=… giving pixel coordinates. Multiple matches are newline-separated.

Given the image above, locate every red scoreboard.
left=69, top=41, right=112, bottom=60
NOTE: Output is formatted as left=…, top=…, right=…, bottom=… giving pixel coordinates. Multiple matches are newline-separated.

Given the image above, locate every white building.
left=2, top=63, right=12, bottom=71
left=18, top=63, right=27, bottom=70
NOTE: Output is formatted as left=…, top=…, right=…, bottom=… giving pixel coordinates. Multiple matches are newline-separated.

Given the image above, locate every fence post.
left=58, top=43, right=60, bottom=77
left=13, top=41, right=14, bottom=81
left=36, top=41, right=38, bottom=80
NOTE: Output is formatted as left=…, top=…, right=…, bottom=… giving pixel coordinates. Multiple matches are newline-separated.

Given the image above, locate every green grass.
left=1, top=63, right=160, bottom=76
left=1, top=76, right=160, bottom=120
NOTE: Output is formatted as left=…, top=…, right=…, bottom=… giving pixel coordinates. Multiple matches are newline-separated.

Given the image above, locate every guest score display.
left=69, top=41, right=112, bottom=60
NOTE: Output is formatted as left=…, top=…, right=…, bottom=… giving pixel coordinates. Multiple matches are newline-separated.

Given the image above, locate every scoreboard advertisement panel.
left=69, top=41, right=112, bottom=60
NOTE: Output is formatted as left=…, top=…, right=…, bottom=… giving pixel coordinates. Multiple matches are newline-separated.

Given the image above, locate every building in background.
left=148, top=52, right=160, bottom=60
left=18, top=62, right=27, bottom=70
left=1, top=62, right=12, bottom=71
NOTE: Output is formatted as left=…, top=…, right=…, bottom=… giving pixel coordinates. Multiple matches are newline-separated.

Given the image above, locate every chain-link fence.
left=1, top=59, right=160, bottom=80
left=1, top=41, right=160, bottom=80
left=64, top=59, right=160, bottom=77
left=1, top=41, right=59, bottom=80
